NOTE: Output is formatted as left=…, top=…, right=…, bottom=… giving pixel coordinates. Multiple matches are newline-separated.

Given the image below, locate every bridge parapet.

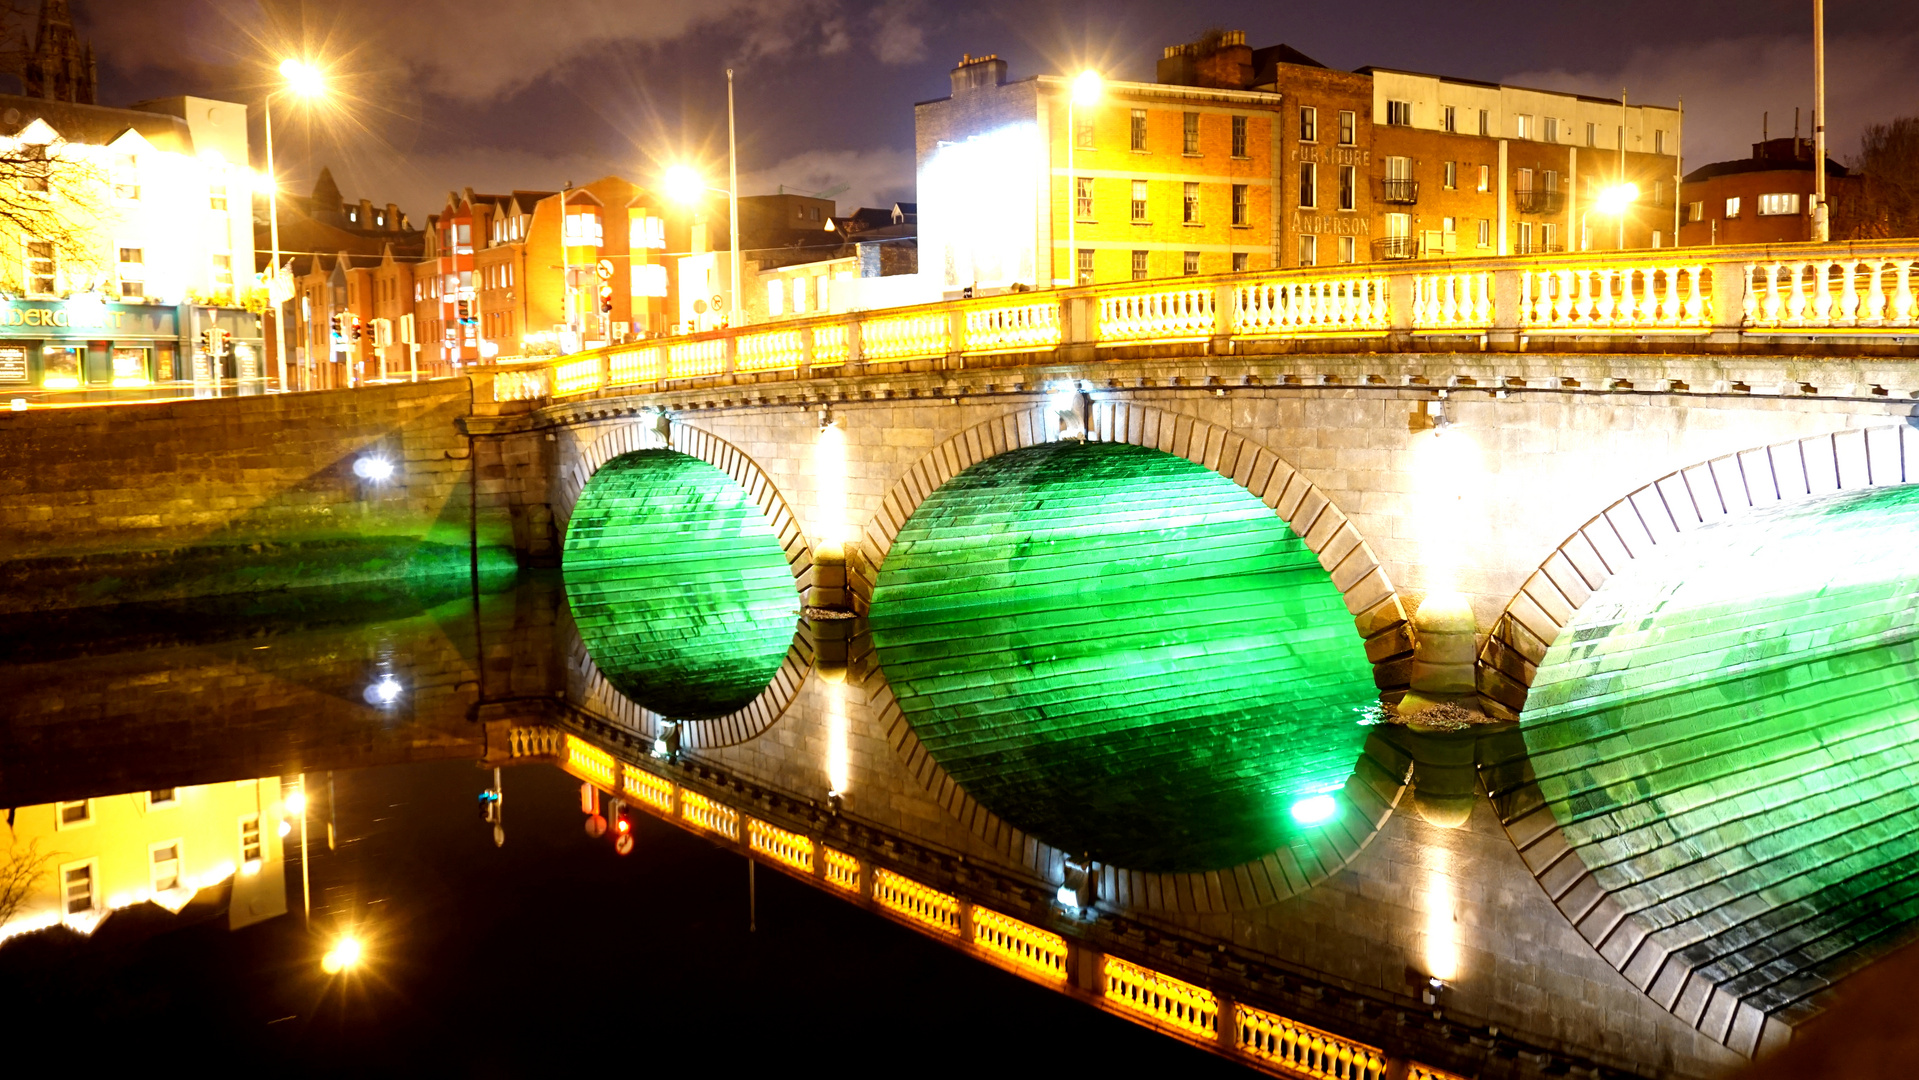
left=500, top=241, right=1919, bottom=405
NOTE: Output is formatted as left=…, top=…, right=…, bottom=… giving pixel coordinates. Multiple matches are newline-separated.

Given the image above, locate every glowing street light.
left=264, top=58, right=329, bottom=392
left=1066, top=69, right=1103, bottom=286
left=1581, top=183, right=1639, bottom=251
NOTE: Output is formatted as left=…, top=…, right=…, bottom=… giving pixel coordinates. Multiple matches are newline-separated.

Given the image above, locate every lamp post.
left=263, top=59, right=325, bottom=392
left=1812, top=0, right=1830, bottom=241
left=665, top=165, right=741, bottom=330
left=727, top=68, right=741, bottom=329
left=1066, top=70, right=1102, bottom=287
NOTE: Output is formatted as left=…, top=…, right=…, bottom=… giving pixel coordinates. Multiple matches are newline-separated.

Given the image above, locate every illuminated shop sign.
left=0, top=300, right=179, bottom=337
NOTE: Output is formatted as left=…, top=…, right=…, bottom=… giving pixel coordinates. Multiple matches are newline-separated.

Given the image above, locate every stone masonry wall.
left=0, top=379, right=532, bottom=612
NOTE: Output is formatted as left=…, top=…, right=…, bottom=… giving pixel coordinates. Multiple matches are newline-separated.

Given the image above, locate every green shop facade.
left=0, top=298, right=265, bottom=393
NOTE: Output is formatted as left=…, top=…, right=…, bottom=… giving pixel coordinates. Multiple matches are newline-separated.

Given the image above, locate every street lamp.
left=1581, top=183, right=1638, bottom=251
left=263, top=59, right=326, bottom=392
left=1066, top=70, right=1102, bottom=287
left=664, top=162, right=742, bottom=330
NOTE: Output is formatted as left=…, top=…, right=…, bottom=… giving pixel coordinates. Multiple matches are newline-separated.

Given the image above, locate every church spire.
left=23, top=0, right=96, bottom=105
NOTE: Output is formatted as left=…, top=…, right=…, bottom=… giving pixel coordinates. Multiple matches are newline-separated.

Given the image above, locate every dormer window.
left=113, top=153, right=139, bottom=201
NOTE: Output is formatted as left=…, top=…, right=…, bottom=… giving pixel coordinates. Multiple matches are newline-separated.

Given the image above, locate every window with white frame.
left=1075, top=176, right=1093, bottom=220
left=117, top=246, right=143, bottom=297
left=1130, top=179, right=1148, bottom=221
left=1231, top=115, right=1248, bottom=157
left=1386, top=100, right=1412, bottom=126
left=1443, top=161, right=1457, bottom=189
left=148, top=789, right=177, bottom=809
left=1687, top=200, right=1705, bottom=223
left=1183, top=181, right=1200, bottom=223
left=1131, top=249, right=1148, bottom=280
left=209, top=181, right=228, bottom=211
left=792, top=276, right=808, bottom=314
left=27, top=238, right=54, bottom=296
left=1231, top=183, right=1249, bottom=226
left=1298, top=234, right=1317, bottom=266
left=1443, top=105, right=1456, bottom=133
left=1075, top=248, right=1093, bottom=285
left=1339, top=165, right=1356, bottom=210
left=151, top=840, right=182, bottom=891
left=1183, top=250, right=1200, bottom=275
left=1298, top=163, right=1316, bottom=209
left=57, top=798, right=89, bottom=828
left=1477, top=109, right=1489, bottom=136
left=766, top=279, right=783, bottom=316
left=1543, top=117, right=1559, bottom=143
left=1514, top=114, right=1532, bottom=139
left=1586, top=122, right=1597, bottom=147
left=1477, top=164, right=1489, bottom=192
left=1232, top=252, right=1248, bottom=271
left=1655, top=129, right=1668, bottom=155
left=1339, top=110, right=1356, bottom=145
left=1338, top=235, right=1356, bottom=263
left=1074, top=114, right=1094, bottom=149
left=1182, top=112, right=1200, bottom=154
left=1758, top=192, right=1800, bottom=216
left=1477, top=219, right=1491, bottom=247
left=1725, top=196, right=1743, bottom=218
left=1130, top=109, right=1148, bottom=151
left=63, top=861, right=96, bottom=915
left=565, top=211, right=603, bottom=245
left=212, top=254, right=233, bottom=294
left=1299, top=106, right=1317, bottom=142
left=113, top=153, right=139, bottom=200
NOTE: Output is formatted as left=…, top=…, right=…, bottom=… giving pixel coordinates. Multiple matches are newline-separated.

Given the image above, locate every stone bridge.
left=8, top=242, right=1919, bottom=1079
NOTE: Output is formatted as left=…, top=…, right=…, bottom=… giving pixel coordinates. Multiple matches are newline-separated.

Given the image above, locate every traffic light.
left=328, top=312, right=343, bottom=340
left=349, top=313, right=363, bottom=342
left=200, top=327, right=229, bottom=355
left=456, top=298, right=473, bottom=325
left=598, top=283, right=614, bottom=315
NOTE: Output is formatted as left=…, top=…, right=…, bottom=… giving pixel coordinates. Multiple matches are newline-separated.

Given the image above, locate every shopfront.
left=0, top=299, right=264, bottom=394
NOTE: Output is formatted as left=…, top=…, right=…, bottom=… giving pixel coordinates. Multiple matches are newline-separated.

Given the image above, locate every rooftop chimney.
left=951, top=53, right=1008, bottom=95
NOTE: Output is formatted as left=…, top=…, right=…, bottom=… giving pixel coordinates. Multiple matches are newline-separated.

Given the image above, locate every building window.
left=148, top=789, right=177, bottom=808
left=151, top=841, right=182, bottom=892
left=1131, top=179, right=1148, bottom=221
left=1655, top=129, right=1668, bottom=155
left=118, top=246, right=143, bottom=298
left=1183, top=251, right=1200, bottom=276
left=1516, top=221, right=1533, bottom=253
left=1131, top=249, right=1149, bottom=280
left=1477, top=164, right=1490, bottom=192
left=1075, top=176, right=1093, bottom=220
left=114, top=154, right=139, bottom=200
left=1586, top=122, right=1597, bottom=147
left=1339, top=110, right=1356, bottom=145
left=1076, top=248, right=1094, bottom=285
left=1515, top=114, right=1531, bottom=139
left=209, top=182, right=228, bottom=211
left=1542, top=222, right=1558, bottom=252
left=1687, top=200, right=1706, bottom=223
left=1653, top=180, right=1666, bottom=207
left=793, top=275, right=809, bottom=314
left=1183, top=181, right=1200, bottom=223
left=240, top=814, right=263, bottom=866
left=1231, top=183, right=1249, bottom=226
left=1543, top=170, right=1559, bottom=193
left=1386, top=100, right=1412, bottom=126
left=1232, top=252, right=1249, bottom=272
left=26, top=238, right=54, bottom=296
left=1231, top=115, right=1248, bottom=158
left=1130, top=109, right=1148, bottom=151
left=1075, top=115, right=1094, bottom=149
left=19, top=145, right=47, bottom=192
left=1182, top=112, right=1200, bottom=155
left=1338, top=235, right=1356, bottom=263
left=1298, top=163, right=1316, bottom=209
left=1652, top=230, right=1664, bottom=248
left=57, top=799, right=90, bottom=828
left=1339, top=165, right=1356, bottom=210
left=212, top=254, right=233, bottom=293
left=564, top=211, right=602, bottom=245
left=63, top=862, right=95, bottom=915
left=1543, top=116, right=1559, bottom=143
left=1477, top=109, right=1490, bottom=137
left=1726, top=196, right=1743, bottom=219
left=1477, top=219, right=1491, bottom=248
left=766, top=279, right=783, bottom=316
left=1758, top=192, right=1801, bottom=216
left=1443, top=161, right=1457, bottom=189
left=1443, top=105, right=1456, bottom=133
left=1298, top=234, right=1317, bottom=266
left=1299, top=106, right=1317, bottom=143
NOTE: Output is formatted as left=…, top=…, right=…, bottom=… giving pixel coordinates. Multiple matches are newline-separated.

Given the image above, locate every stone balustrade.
left=498, top=241, right=1919, bottom=403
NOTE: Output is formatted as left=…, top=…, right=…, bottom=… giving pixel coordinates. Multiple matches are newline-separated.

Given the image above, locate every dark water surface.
left=0, top=576, right=1246, bottom=1076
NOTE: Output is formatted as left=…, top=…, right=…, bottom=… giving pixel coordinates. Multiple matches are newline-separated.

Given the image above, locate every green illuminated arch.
left=563, top=449, right=800, bottom=719
left=870, top=441, right=1379, bottom=873
left=1522, top=483, right=1919, bottom=1023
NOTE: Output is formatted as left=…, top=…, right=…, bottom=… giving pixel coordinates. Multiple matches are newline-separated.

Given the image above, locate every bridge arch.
left=856, top=401, right=1415, bottom=915
left=558, top=419, right=814, bottom=749
left=1479, top=422, right=1919, bottom=1056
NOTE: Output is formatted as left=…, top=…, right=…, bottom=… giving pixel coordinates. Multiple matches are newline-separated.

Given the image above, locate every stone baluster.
left=1785, top=262, right=1808, bottom=322
left=1598, top=269, right=1617, bottom=325
left=1518, top=270, right=1534, bottom=325
left=1618, top=268, right=1638, bottom=326
left=1896, top=261, right=1916, bottom=324
left=1661, top=267, right=1681, bottom=325
left=1812, top=260, right=1835, bottom=324
left=1687, top=266, right=1707, bottom=323
left=1436, top=274, right=1454, bottom=326
left=1839, top=260, right=1861, bottom=324
left=1865, top=262, right=1888, bottom=324
left=1475, top=273, right=1493, bottom=325
left=1742, top=265, right=1759, bottom=324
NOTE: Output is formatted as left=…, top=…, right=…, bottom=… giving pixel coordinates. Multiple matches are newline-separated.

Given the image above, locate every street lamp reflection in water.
left=320, top=934, right=362, bottom=975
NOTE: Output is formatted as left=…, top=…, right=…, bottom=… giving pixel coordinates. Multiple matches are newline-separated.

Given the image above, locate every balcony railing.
left=1381, top=178, right=1418, bottom=204
left=486, top=241, right=1919, bottom=405
left=1515, top=188, right=1565, bottom=214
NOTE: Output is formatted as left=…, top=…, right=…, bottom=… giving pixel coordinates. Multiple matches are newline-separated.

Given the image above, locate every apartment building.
left=1153, top=32, right=1682, bottom=265
left=916, top=51, right=1285, bottom=295
left=1679, top=137, right=1856, bottom=246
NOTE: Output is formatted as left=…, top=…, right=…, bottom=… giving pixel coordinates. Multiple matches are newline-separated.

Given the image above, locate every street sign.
left=596, top=259, right=614, bottom=281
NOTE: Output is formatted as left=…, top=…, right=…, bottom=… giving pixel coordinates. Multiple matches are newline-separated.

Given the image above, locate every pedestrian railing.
left=496, top=240, right=1919, bottom=404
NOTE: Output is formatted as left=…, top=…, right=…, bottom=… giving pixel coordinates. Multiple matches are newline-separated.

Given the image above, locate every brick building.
left=1679, top=137, right=1856, bottom=246
left=917, top=33, right=1682, bottom=289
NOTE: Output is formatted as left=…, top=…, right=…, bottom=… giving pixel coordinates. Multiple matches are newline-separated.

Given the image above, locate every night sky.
left=67, top=0, right=1919, bottom=223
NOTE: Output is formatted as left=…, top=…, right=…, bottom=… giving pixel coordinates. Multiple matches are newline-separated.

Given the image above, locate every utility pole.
left=727, top=69, right=742, bottom=329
